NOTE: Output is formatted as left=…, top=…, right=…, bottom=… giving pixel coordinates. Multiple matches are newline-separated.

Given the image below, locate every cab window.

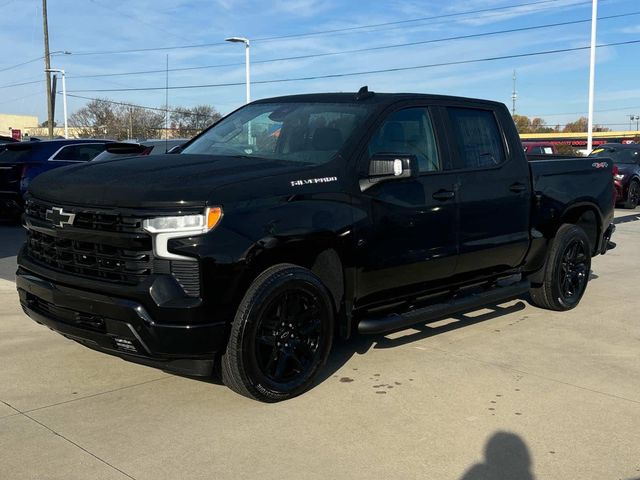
left=368, top=107, right=441, bottom=173
left=448, top=108, right=506, bottom=169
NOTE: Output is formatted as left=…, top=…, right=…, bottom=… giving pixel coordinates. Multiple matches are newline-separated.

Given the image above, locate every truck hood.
left=28, top=153, right=313, bottom=209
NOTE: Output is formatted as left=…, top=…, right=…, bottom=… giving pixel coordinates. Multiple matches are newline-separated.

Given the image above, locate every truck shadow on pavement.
left=457, top=431, right=535, bottom=480
left=318, top=300, right=528, bottom=386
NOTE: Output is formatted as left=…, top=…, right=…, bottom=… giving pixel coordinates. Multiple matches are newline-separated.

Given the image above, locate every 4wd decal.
left=290, top=176, right=338, bottom=187
left=591, top=161, right=608, bottom=169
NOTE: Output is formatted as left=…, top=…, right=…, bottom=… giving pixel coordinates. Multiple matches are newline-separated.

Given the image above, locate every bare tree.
left=171, top=105, right=221, bottom=138
left=68, top=100, right=221, bottom=140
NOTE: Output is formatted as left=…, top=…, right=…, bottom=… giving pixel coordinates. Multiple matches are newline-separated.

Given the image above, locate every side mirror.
left=167, top=144, right=183, bottom=154
left=360, top=153, right=418, bottom=191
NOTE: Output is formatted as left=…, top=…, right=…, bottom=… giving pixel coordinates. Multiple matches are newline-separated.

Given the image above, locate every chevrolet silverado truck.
left=17, top=88, right=615, bottom=402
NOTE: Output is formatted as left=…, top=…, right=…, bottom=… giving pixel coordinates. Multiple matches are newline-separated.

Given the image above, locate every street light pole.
left=225, top=36, right=251, bottom=104
left=587, top=0, right=598, bottom=153
left=46, top=68, right=68, bottom=138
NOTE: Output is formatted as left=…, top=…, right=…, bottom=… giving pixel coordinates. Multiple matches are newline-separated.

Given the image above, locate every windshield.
left=181, top=102, right=370, bottom=165
left=590, top=146, right=640, bottom=164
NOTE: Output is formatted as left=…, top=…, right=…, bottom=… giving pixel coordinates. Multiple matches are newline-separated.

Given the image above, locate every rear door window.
left=448, top=108, right=506, bottom=170
left=52, top=143, right=106, bottom=162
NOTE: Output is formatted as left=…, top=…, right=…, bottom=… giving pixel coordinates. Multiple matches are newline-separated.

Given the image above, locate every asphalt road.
left=1, top=210, right=640, bottom=479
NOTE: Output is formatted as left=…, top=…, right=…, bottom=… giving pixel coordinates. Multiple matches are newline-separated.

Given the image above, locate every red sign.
left=11, top=129, right=21, bottom=140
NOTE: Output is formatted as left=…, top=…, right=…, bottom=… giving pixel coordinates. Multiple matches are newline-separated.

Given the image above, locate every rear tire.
left=221, top=264, right=334, bottom=402
left=622, top=180, right=640, bottom=209
left=529, top=224, right=591, bottom=311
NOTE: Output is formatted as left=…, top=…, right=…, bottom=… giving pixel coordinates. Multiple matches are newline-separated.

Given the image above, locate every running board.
left=357, top=280, right=530, bottom=335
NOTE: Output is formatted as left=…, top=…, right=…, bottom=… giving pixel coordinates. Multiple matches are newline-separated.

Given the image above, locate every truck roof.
left=252, top=91, right=505, bottom=108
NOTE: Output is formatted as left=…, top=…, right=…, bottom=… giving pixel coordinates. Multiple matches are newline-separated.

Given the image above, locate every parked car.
left=0, top=135, right=18, bottom=152
left=92, top=139, right=188, bottom=162
left=522, top=141, right=558, bottom=155
left=589, top=143, right=640, bottom=209
left=18, top=89, right=615, bottom=402
left=0, top=139, right=110, bottom=218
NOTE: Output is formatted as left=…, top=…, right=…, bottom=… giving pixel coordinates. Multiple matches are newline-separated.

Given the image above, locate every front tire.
left=221, top=264, right=334, bottom=402
left=529, top=224, right=591, bottom=311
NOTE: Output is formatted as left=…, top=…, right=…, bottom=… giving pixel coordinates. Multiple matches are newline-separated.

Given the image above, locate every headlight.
left=614, top=174, right=625, bottom=181
left=143, top=207, right=223, bottom=260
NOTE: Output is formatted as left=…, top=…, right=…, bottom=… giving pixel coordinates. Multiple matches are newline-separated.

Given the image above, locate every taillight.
left=612, top=165, right=618, bottom=205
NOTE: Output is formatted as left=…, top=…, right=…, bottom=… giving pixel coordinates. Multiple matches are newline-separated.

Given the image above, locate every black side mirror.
left=167, top=145, right=183, bottom=154
left=360, top=153, right=418, bottom=191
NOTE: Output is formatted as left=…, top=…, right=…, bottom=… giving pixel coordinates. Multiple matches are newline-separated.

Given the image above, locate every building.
left=0, top=113, right=39, bottom=140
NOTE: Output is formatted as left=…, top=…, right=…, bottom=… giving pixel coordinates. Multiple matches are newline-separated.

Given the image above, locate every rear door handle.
left=432, top=190, right=455, bottom=201
left=509, top=182, right=527, bottom=193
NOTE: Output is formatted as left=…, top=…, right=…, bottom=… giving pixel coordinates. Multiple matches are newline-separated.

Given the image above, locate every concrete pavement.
left=1, top=211, right=640, bottom=479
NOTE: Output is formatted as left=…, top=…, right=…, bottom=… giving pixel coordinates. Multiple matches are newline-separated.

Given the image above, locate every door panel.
left=446, top=107, right=530, bottom=276
left=354, top=106, right=458, bottom=307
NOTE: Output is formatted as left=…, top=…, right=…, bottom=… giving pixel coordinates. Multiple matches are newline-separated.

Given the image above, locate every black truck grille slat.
left=25, top=200, right=143, bottom=233
left=25, top=199, right=202, bottom=296
left=27, top=230, right=152, bottom=284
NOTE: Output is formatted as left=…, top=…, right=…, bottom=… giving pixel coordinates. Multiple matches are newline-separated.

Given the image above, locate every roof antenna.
left=355, top=85, right=374, bottom=101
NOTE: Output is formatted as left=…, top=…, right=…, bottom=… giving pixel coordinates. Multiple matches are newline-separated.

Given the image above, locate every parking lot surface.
left=2, top=211, right=640, bottom=480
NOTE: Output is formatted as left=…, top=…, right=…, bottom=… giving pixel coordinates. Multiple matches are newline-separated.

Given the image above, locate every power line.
left=66, top=0, right=589, bottom=56
left=66, top=10, right=640, bottom=81
left=531, top=105, right=640, bottom=117
left=0, top=56, right=44, bottom=73
left=63, top=93, right=214, bottom=118
left=0, top=79, right=44, bottom=89
left=67, top=39, right=640, bottom=94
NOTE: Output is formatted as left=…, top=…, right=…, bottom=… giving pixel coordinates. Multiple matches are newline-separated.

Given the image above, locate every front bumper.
left=16, top=266, right=226, bottom=377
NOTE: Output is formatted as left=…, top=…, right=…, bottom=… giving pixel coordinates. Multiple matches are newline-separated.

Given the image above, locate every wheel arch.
left=236, top=235, right=351, bottom=337
left=559, top=202, right=602, bottom=256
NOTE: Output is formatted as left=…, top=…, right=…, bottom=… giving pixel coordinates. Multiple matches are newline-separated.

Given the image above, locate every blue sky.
left=0, top=0, right=639, bottom=130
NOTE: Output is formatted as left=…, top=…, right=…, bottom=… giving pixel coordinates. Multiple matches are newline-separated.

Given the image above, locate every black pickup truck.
left=17, top=89, right=615, bottom=402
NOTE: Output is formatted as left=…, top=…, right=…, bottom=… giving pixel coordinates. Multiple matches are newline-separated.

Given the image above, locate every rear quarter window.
left=52, top=144, right=106, bottom=162
left=448, top=107, right=506, bottom=170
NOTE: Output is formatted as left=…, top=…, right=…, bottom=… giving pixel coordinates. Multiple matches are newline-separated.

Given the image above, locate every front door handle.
left=432, top=190, right=455, bottom=201
left=509, top=182, right=527, bottom=193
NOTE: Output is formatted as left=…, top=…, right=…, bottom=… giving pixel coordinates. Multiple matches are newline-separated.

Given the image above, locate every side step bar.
left=357, top=280, right=530, bottom=335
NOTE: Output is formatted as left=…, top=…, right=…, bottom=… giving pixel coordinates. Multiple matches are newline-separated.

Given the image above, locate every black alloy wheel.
left=557, top=238, right=589, bottom=304
left=254, top=289, right=324, bottom=383
left=221, top=264, right=334, bottom=402
left=529, top=223, right=592, bottom=311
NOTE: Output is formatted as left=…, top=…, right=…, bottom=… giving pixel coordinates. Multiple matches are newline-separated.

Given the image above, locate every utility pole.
left=42, top=0, right=53, bottom=139
left=586, top=0, right=598, bottom=153
left=511, top=70, right=517, bottom=116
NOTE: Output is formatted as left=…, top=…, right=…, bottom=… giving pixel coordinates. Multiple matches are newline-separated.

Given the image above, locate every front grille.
left=27, top=230, right=153, bottom=284
left=25, top=199, right=143, bottom=233
left=24, top=199, right=202, bottom=296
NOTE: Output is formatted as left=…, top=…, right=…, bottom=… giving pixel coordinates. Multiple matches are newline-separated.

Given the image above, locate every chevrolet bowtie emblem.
left=45, top=207, right=76, bottom=228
